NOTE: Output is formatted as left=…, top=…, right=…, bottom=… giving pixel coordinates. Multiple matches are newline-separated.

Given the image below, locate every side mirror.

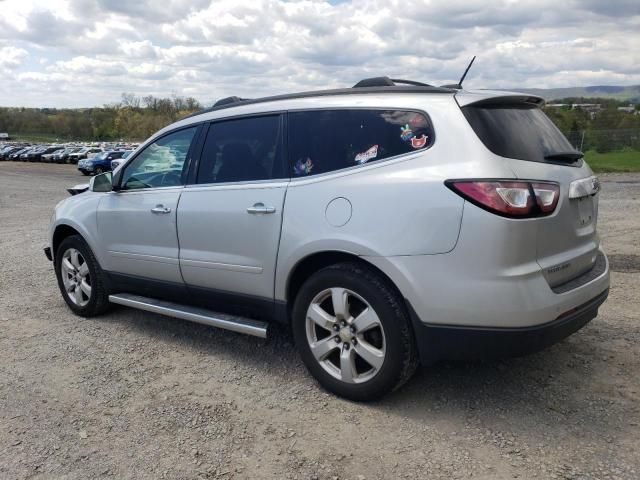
left=111, top=161, right=126, bottom=191
left=89, top=172, right=113, bottom=192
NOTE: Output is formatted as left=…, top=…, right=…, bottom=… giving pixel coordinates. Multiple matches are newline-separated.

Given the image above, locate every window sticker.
left=409, top=113, right=427, bottom=127
left=400, top=124, right=414, bottom=142
left=411, top=135, right=428, bottom=149
left=355, top=145, right=378, bottom=164
left=294, top=157, right=314, bottom=175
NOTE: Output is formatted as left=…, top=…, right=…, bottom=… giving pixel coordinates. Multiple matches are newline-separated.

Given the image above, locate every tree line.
left=544, top=97, right=640, bottom=152
left=1, top=94, right=639, bottom=151
left=0, top=93, right=203, bottom=141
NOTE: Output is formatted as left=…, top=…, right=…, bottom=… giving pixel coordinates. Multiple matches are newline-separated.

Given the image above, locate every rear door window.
left=288, top=109, right=434, bottom=177
left=196, top=114, right=285, bottom=184
left=462, top=104, right=579, bottom=165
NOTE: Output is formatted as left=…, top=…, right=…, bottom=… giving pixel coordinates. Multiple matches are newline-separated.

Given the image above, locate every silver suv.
left=45, top=78, right=610, bottom=400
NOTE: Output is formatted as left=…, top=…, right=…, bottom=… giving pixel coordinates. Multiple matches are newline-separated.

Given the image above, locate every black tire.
left=94, top=166, right=104, bottom=175
left=292, top=262, right=418, bottom=401
left=54, top=234, right=110, bottom=317
left=81, top=172, right=89, bottom=176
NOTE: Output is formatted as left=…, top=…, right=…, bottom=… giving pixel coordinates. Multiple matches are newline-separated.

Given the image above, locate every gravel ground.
left=1, top=162, right=639, bottom=480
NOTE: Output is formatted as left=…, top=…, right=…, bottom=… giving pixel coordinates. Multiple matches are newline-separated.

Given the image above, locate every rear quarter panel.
left=274, top=94, right=517, bottom=301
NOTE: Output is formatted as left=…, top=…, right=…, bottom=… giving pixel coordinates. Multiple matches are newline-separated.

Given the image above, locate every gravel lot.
left=1, top=162, right=639, bottom=480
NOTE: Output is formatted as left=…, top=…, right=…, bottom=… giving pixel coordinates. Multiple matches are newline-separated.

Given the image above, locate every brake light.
left=531, top=183, right=560, bottom=213
left=446, top=180, right=560, bottom=218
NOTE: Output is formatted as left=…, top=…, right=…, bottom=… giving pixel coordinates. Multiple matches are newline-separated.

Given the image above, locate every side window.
left=121, top=126, right=197, bottom=190
left=196, top=115, right=283, bottom=184
left=288, top=109, right=434, bottom=177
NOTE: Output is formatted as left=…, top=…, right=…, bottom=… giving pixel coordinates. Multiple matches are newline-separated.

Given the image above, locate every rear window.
left=462, top=104, right=579, bottom=165
left=288, top=109, right=434, bottom=177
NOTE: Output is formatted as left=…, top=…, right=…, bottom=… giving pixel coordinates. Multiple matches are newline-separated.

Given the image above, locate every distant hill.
left=500, top=85, right=640, bottom=102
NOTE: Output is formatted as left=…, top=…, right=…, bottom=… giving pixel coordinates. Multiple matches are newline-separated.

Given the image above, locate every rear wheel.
left=55, top=235, right=110, bottom=317
left=292, top=262, right=417, bottom=401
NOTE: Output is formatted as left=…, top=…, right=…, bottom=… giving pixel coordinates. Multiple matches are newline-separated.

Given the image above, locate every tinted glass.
left=462, top=104, right=577, bottom=164
left=288, top=109, right=434, bottom=177
left=197, top=115, right=283, bottom=184
left=121, top=126, right=197, bottom=190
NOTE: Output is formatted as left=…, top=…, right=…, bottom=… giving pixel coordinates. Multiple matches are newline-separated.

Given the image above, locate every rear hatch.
left=458, top=93, right=600, bottom=289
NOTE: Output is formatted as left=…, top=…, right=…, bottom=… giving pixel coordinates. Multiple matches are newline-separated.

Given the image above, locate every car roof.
left=184, top=85, right=455, bottom=121
left=150, top=82, right=544, bottom=144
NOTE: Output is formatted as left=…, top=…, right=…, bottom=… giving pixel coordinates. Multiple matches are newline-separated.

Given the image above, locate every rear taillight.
left=446, top=180, right=559, bottom=218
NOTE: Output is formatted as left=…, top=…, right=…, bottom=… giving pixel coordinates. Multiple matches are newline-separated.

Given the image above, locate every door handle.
left=151, top=205, right=171, bottom=214
left=247, top=202, right=276, bottom=214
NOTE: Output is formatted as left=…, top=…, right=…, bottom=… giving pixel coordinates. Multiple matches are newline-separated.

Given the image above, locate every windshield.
left=462, top=103, right=580, bottom=165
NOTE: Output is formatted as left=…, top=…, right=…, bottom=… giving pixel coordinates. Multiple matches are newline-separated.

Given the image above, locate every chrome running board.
left=108, top=293, right=268, bottom=338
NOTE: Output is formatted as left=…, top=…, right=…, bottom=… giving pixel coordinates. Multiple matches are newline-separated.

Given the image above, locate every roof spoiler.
left=455, top=92, right=545, bottom=108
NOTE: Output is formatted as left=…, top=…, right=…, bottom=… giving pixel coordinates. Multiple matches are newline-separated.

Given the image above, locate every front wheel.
left=94, top=166, right=104, bottom=175
left=292, top=262, right=417, bottom=401
left=54, top=235, right=110, bottom=317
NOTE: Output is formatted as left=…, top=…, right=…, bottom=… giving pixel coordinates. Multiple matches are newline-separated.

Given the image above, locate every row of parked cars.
left=0, top=142, right=137, bottom=175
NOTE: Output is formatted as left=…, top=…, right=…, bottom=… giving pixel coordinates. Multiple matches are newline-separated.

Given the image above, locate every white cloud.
left=0, top=46, right=28, bottom=70
left=0, top=0, right=638, bottom=107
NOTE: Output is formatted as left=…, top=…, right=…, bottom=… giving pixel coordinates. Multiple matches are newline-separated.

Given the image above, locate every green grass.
left=9, top=133, right=70, bottom=143
left=584, top=150, right=640, bottom=173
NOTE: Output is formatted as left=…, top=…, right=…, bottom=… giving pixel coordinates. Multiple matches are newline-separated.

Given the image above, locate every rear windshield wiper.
left=544, top=151, right=584, bottom=162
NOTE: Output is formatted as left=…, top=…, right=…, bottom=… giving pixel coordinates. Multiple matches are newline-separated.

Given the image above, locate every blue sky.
left=0, top=0, right=638, bottom=108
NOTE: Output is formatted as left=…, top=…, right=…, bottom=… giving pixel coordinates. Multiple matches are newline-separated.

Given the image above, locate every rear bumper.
left=408, top=288, right=608, bottom=363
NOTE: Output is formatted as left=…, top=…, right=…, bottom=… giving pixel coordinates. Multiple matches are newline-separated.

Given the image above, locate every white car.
left=45, top=78, right=609, bottom=400
left=110, top=150, right=134, bottom=171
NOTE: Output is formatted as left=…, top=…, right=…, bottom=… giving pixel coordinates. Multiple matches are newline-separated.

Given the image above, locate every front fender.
left=49, top=192, right=105, bottom=267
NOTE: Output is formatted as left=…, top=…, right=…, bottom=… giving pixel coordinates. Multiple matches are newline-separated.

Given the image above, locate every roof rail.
left=353, top=77, right=433, bottom=88
left=213, top=96, right=250, bottom=107
left=181, top=84, right=455, bottom=120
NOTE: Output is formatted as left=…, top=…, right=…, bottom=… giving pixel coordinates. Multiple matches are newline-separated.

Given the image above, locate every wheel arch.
left=52, top=224, right=82, bottom=259
left=285, top=251, right=408, bottom=320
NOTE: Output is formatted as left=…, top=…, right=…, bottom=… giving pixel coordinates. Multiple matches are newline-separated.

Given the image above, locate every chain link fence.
left=564, top=129, right=640, bottom=153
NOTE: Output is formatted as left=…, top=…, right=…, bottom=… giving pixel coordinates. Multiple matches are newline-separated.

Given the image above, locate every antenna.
left=441, top=56, right=476, bottom=90
left=458, top=56, right=476, bottom=87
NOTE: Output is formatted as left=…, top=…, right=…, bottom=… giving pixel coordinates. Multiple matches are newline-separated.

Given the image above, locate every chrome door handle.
left=151, top=205, right=171, bottom=214
left=247, top=202, right=276, bottom=214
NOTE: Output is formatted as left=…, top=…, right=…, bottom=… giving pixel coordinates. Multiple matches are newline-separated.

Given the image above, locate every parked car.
left=9, top=147, right=31, bottom=160
left=0, top=146, right=11, bottom=160
left=0, top=145, right=24, bottom=160
left=21, top=146, right=42, bottom=161
left=78, top=150, right=127, bottom=175
left=45, top=79, right=610, bottom=400
left=51, top=147, right=80, bottom=164
left=41, top=147, right=65, bottom=163
left=68, top=147, right=102, bottom=164
left=110, top=150, right=133, bottom=171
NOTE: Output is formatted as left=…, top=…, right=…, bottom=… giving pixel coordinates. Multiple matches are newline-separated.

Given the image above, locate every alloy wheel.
left=305, top=287, right=386, bottom=384
left=60, top=248, right=92, bottom=307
